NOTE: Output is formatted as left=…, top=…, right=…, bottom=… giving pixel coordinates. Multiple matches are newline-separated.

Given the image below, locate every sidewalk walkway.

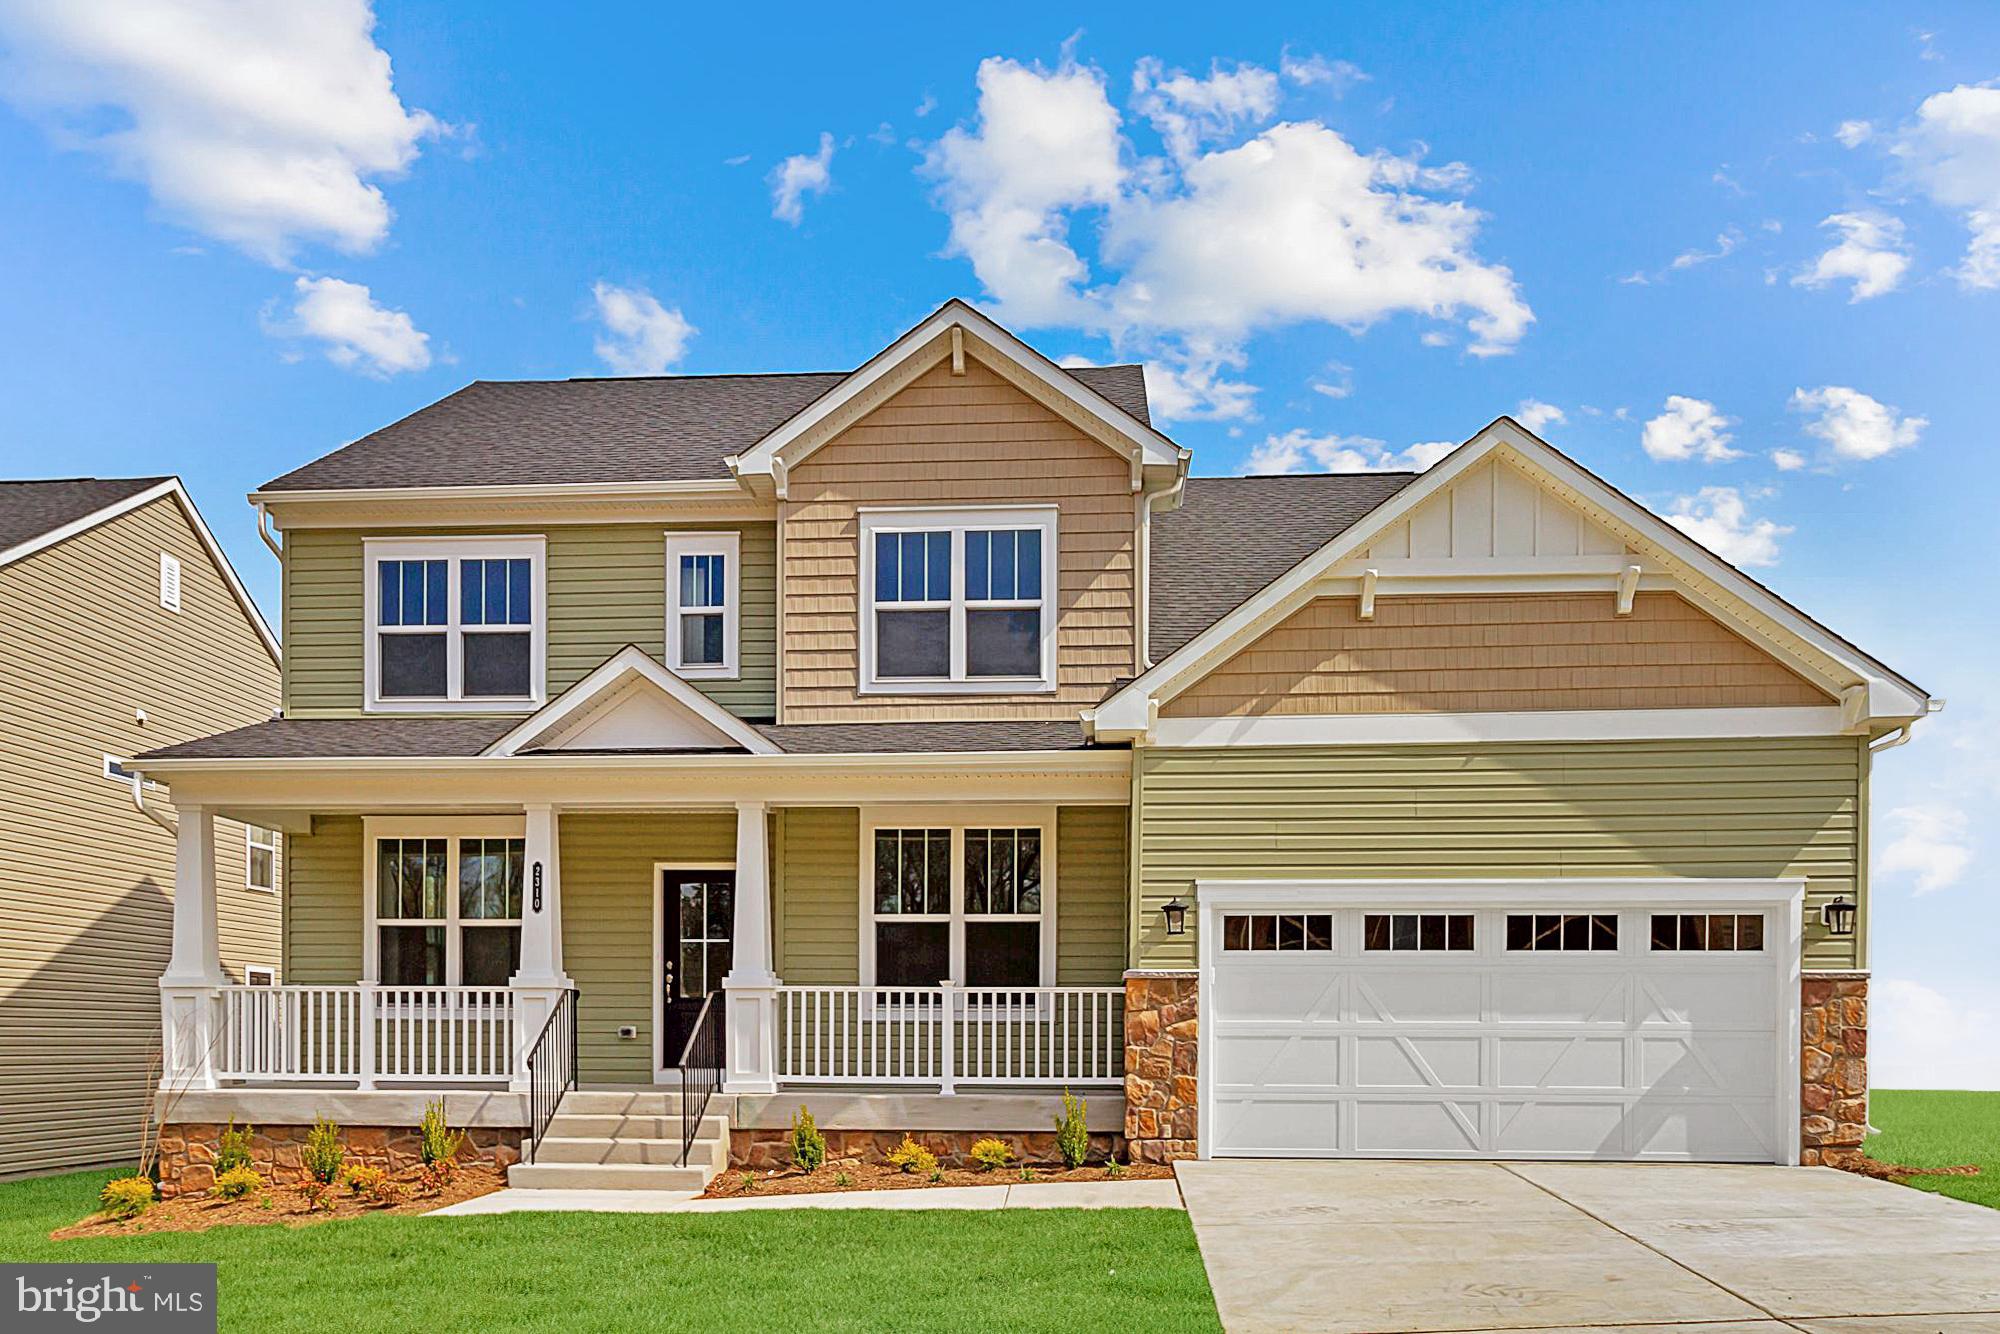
left=430, top=1178, right=1184, bottom=1216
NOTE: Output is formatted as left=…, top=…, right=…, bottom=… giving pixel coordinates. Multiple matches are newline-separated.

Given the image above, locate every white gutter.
left=129, top=748, right=1132, bottom=777
left=1870, top=697, right=1946, bottom=753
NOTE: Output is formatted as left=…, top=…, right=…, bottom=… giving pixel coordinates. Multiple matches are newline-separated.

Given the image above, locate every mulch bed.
left=701, top=1157, right=1174, bottom=1199
left=51, top=1165, right=506, bottom=1239
left=1837, top=1154, right=1982, bottom=1182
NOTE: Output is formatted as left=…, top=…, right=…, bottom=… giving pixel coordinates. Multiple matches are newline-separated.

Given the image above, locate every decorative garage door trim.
left=1195, top=878, right=1804, bottom=1165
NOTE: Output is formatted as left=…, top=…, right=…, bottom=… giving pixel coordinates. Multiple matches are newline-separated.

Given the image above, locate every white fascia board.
left=1152, top=706, right=1848, bottom=749
left=732, top=299, right=1182, bottom=477
left=483, top=645, right=780, bottom=756
left=0, top=478, right=280, bottom=666
left=1193, top=877, right=1806, bottom=910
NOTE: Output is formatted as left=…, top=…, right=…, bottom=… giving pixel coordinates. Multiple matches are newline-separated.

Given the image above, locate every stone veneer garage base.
left=1799, top=973, right=1869, bottom=1166
left=155, top=1123, right=522, bottom=1198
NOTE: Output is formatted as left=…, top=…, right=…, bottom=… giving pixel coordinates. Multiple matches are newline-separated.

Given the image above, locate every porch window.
left=864, top=815, right=1054, bottom=988
left=364, top=537, right=544, bottom=710
left=664, top=531, right=739, bottom=678
left=372, top=835, right=523, bottom=986
left=963, top=828, right=1042, bottom=987
left=871, top=829, right=950, bottom=987
left=859, top=507, right=1057, bottom=693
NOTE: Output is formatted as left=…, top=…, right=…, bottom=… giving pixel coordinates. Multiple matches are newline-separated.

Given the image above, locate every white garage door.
left=1205, top=894, right=1795, bottom=1162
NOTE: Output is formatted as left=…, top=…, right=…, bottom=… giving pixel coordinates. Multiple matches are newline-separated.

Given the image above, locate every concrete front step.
left=544, top=1113, right=726, bottom=1140
left=559, top=1090, right=726, bottom=1116
left=507, top=1161, right=713, bottom=1192
left=535, top=1134, right=729, bottom=1167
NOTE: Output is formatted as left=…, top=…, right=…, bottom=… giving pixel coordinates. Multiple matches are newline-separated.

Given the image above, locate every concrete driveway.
left=1176, top=1159, right=2000, bottom=1333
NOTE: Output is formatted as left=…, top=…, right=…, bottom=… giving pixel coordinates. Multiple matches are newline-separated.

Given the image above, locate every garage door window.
left=1222, top=913, right=1332, bottom=952
left=1506, top=912, right=1618, bottom=952
left=1650, top=913, right=1765, bottom=951
left=1363, top=913, right=1473, bottom=952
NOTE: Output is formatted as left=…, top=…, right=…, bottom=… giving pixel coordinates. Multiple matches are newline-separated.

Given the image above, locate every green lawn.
left=0, top=1170, right=1219, bottom=1333
left=1869, top=1089, right=2000, bottom=1211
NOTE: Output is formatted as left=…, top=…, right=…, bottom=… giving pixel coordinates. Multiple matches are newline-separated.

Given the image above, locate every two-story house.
left=134, top=301, right=1930, bottom=1194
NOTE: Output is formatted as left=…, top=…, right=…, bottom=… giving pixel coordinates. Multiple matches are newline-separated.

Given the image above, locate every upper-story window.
left=363, top=537, right=545, bottom=711
left=664, top=531, right=739, bottom=679
left=859, top=506, right=1057, bottom=695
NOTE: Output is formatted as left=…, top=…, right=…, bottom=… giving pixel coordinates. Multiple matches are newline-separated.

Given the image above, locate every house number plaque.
left=532, top=863, right=543, bottom=913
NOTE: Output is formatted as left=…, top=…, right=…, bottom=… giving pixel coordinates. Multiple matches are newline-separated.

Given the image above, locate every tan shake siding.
left=1164, top=592, right=1832, bottom=718
left=281, top=522, right=778, bottom=719
left=1055, top=807, right=1128, bottom=984
left=0, top=494, right=279, bottom=1176
left=1133, top=737, right=1864, bottom=972
left=778, top=356, right=1138, bottom=722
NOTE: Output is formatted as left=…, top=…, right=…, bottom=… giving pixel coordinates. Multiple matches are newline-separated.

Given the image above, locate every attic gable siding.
left=1358, top=456, right=1629, bottom=560
left=779, top=355, right=1138, bottom=723
left=1162, top=591, right=1833, bottom=718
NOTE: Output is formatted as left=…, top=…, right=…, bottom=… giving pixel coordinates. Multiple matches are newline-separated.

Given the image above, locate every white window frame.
left=857, top=805, right=1057, bottom=989
left=102, top=754, right=163, bottom=791
left=362, top=536, right=547, bottom=713
left=361, top=816, right=527, bottom=986
left=158, top=552, right=182, bottom=612
left=244, top=965, right=277, bottom=986
left=858, top=505, right=1058, bottom=695
left=663, top=531, right=739, bottom=679
left=245, top=823, right=280, bottom=893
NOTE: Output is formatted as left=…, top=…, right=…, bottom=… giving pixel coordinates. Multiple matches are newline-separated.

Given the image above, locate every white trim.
left=360, top=815, right=527, bottom=985
left=243, top=965, right=277, bottom=986
left=731, top=300, right=1182, bottom=478
left=362, top=535, right=547, bottom=713
left=103, top=754, right=163, bottom=790
left=651, top=859, right=738, bottom=1082
left=251, top=477, right=748, bottom=506
left=663, top=530, right=740, bottom=679
left=857, top=804, right=1057, bottom=990
left=483, top=645, right=781, bottom=757
left=858, top=505, right=1059, bottom=695
left=1089, top=420, right=1928, bottom=736
left=0, top=478, right=279, bottom=664
left=1153, top=706, right=1848, bottom=749
left=244, top=822, right=279, bottom=892
left=1193, top=875, right=1803, bottom=1165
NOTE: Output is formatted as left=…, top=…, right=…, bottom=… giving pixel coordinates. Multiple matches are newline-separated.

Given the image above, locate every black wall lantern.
left=1820, top=895, right=1856, bottom=937
left=1161, top=895, right=1189, bottom=936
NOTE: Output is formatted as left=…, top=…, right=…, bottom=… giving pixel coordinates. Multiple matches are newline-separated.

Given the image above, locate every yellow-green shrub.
left=418, top=1099, right=464, bottom=1172
left=885, top=1135, right=937, bottom=1176
left=215, top=1120, right=256, bottom=1176
left=210, top=1166, right=262, bottom=1201
left=302, top=1118, right=344, bottom=1186
left=1054, top=1088, right=1089, bottom=1169
left=969, top=1137, right=1012, bottom=1171
left=343, top=1163, right=403, bottom=1203
left=99, top=1176, right=154, bottom=1219
left=789, top=1105, right=827, bottom=1173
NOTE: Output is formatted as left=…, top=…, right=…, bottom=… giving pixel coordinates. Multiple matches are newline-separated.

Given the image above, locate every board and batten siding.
left=778, top=356, right=1139, bottom=723
left=1133, top=738, right=1866, bottom=973
left=0, top=494, right=280, bottom=1177
left=281, top=522, right=777, bottom=719
left=1163, top=592, right=1831, bottom=718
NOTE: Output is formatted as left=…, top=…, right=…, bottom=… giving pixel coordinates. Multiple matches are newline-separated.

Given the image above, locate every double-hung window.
left=863, top=810, right=1054, bottom=989
left=664, top=531, right=739, bottom=678
left=246, top=824, right=279, bottom=892
left=860, top=507, right=1056, bottom=693
left=364, top=537, right=545, bottom=710
left=365, top=820, right=525, bottom=987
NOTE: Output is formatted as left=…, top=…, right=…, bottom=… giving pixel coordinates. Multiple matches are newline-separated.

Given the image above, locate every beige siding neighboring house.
left=0, top=479, right=280, bottom=1177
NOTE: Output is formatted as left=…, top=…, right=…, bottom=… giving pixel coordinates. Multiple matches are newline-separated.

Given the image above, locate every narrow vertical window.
left=246, top=824, right=279, bottom=892
left=664, top=532, right=739, bottom=678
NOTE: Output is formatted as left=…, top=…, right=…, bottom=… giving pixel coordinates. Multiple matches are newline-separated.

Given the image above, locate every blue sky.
left=2, top=2, right=1995, bottom=1085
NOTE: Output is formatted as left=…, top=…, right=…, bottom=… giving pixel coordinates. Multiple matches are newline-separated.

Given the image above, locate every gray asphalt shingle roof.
left=0, top=477, right=170, bottom=554
left=259, top=364, right=1151, bottom=492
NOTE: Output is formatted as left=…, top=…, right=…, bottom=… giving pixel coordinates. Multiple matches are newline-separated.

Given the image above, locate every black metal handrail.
left=676, top=993, right=723, bottom=1168
left=524, top=988, right=578, bottom=1165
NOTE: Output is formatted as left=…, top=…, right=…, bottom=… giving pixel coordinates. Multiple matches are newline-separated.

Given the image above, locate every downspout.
left=255, top=502, right=282, bottom=559
left=1134, top=471, right=1187, bottom=672
left=131, top=772, right=177, bottom=836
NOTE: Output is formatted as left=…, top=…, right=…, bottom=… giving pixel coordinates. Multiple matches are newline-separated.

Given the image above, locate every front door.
left=661, top=869, right=733, bottom=1067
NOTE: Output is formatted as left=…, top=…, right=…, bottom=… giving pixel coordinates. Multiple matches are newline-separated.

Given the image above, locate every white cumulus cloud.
left=1877, top=804, right=1973, bottom=893
left=1642, top=396, right=1741, bottom=463
left=1514, top=399, right=1565, bottom=433
left=0, top=0, right=441, bottom=265
left=1793, top=212, right=1911, bottom=301
left=590, top=282, right=695, bottom=375
left=272, top=275, right=430, bottom=377
left=1664, top=486, right=1790, bottom=567
left=1772, top=448, right=1808, bottom=471
left=1789, top=385, right=1926, bottom=462
left=1872, top=979, right=2000, bottom=1091
left=1890, top=82, right=2000, bottom=287
left=1131, top=58, right=1279, bottom=164
left=1835, top=119, right=1875, bottom=148
left=769, top=131, right=835, bottom=225
left=1245, top=430, right=1453, bottom=475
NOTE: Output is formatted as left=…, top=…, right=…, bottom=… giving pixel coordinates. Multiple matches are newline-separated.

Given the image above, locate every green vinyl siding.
left=1056, top=807, right=1128, bottom=985
left=282, top=815, right=363, bottom=985
left=281, top=522, right=777, bottom=719
left=773, top=807, right=859, bottom=984
left=1133, top=737, right=1866, bottom=972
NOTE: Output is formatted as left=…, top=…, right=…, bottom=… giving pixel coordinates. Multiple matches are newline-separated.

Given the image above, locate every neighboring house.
left=0, top=477, right=281, bottom=1178
left=134, top=301, right=1930, bottom=1193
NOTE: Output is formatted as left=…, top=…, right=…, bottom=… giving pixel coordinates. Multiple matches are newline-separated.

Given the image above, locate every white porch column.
left=722, top=800, right=778, bottom=1093
left=159, top=803, right=225, bottom=1090
left=510, top=803, right=573, bottom=1091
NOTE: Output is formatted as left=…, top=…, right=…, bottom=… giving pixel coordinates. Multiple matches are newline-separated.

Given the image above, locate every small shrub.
left=1105, top=1159, right=1125, bottom=1179
left=885, top=1135, right=937, bottom=1176
left=342, top=1163, right=403, bottom=1204
left=99, top=1176, right=154, bottom=1220
left=210, top=1166, right=262, bottom=1201
left=215, top=1120, right=256, bottom=1176
left=834, top=1170, right=853, bottom=1187
left=789, top=1105, right=827, bottom=1173
left=738, top=1172, right=756, bottom=1193
left=969, top=1137, right=1013, bottom=1172
left=418, top=1100, right=465, bottom=1174
left=302, top=1118, right=345, bottom=1187
left=1017, top=1165, right=1035, bottom=1182
left=928, top=1167, right=945, bottom=1184
left=297, top=1179, right=335, bottom=1212
left=1055, top=1088, right=1089, bottom=1169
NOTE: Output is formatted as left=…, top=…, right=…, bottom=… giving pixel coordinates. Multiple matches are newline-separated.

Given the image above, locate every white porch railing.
left=212, top=985, right=519, bottom=1085
left=774, top=985, right=1124, bottom=1091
